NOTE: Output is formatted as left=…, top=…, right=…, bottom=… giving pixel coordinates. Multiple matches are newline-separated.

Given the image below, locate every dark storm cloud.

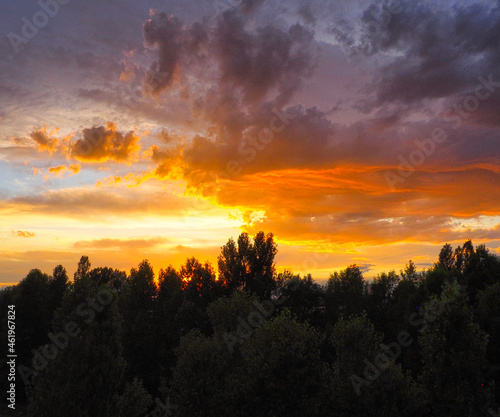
left=142, top=7, right=317, bottom=106
left=212, top=10, right=316, bottom=106
left=142, top=12, right=210, bottom=95
left=142, top=13, right=185, bottom=94
left=240, top=0, right=266, bottom=15
left=297, top=4, right=317, bottom=25
left=357, top=0, right=500, bottom=107
left=139, top=4, right=325, bottom=185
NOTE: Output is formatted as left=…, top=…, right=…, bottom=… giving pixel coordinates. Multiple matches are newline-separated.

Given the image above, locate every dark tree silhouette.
left=325, top=265, right=365, bottom=322
left=74, top=256, right=91, bottom=281
left=2, top=235, right=499, bottom=415
left=218, top=231, right=277, bottom=298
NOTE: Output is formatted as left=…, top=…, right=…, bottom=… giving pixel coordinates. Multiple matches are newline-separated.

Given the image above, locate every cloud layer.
left=1, top=0, right=499, bottom=283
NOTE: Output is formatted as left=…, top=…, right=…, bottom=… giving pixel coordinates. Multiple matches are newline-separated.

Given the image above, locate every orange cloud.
left=13, top=230, right=35, bottom=238
left=96, top=174, right=133, bottom=187
left=48, top=166, right=66, bottom=175
left=1, top=184, right=202, bottom=218
left=73, top=237, right=170, bottom=250
left=30, top=125, right=59, bottom=153
left=174, top=166, right=500, bottom=247
left=45, top=164, right=81, bottom=179
left=24, top=123, right=141, bottom=165
left=71, top=122, right=141, bottom=163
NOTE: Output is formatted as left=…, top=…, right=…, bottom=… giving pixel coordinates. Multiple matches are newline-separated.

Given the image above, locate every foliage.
left=3, top=235, right=499, bottom=415
left=419, top=281, right=491, bottom=416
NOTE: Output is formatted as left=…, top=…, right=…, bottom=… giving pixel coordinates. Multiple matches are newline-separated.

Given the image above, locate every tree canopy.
left=1, top=235, right=499, bottom=416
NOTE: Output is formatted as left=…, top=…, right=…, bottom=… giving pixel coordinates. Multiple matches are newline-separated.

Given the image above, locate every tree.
left=9, top=270, right=54, bottom=401
left=49, top=265, right=68, bottom=313
left=169, top=329, right=235, bottom=417
left=384, top=275, right=424, bottom=377
left=74, top=256, right=91, bottom=281
left=421, top=266, right=449, bottom=298
left=218, top=231, right=277, bottom=298
left=365, top=270, right=398, bottom=336
left=27, top=275, right=150, bottom=417
left=155, top=266, right=184, bottom=380
left=325, top=265, right=365, bottom=322
left=234, top=311, right=327, bottom=417
left=462, top=243, right=500, bottom=300
left=400, top=259, right=420, bottom=282
left=328, top=313, right=426, bottom=416
left=475, top=283, right=500, bottom=405
left=454, top=244, right=464, bottom=271
left=120, top=260, right=159, bottom=394
left=419, top=281, right=490, bottom=416
left=207, top=291, right=260, bottom=338
left=171, top=301, right=327, bottom=417
left=51, top=265, right=68, bottom=290
left=127, top=260, right=158, bottom=301
left=437, top=243, right=454, bottom=271
left=115, top=378, right=153, bottom=417
left=89, top=267, right=121, bottom=287
left=8, top=235, right=500, bottom=415
left=246, top=231, right=278, bottom=298
left=217, top=236, right=245, bottom=292
left=181, top=257, right=219, bottom=306
left=273, top=273, right=326, bottom=327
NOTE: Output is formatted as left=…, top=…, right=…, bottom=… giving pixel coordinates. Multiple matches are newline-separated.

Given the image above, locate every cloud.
left=30, top=126, right=59, bottom=153
left=142, top=13, right=185, bottom=94
left=73, top=237, right=170, bottom=250
left=0, top=145, right=40, bottom=162
left=176, top=104, right=336, bottom=182
left=2, top=0, right=500, bottom=283
left=13, top=230, right=35, bottom=238
left=17, top=122, right=142, bottom=165
left=47, top=164, right=81, bottom=178
left=70, top=122, right=141, bottom=163
left=211, top=11, right=317, bottom=106
left=355, top=0, right=500, bottom=108
left=141, top=8, right=318, bottom=108
left=142, top=12, right=209, bottom=95
left=239, top=0, right=266, bottom=15
left=297, top=4, right=317, bottom=25
left=199, top=165, right=500, bottom=245
left=1, top=183, right=207, bottom=219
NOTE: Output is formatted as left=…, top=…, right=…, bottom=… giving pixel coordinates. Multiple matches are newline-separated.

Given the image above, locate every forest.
left=1, top=231, right=500, bottom=417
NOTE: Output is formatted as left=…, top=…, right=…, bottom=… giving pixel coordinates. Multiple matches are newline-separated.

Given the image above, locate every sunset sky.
left=1, top=0, right=499, bottom=285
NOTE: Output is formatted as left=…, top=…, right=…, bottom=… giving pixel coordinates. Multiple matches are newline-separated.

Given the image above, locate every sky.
left=1, top=0, right=499, bottom=286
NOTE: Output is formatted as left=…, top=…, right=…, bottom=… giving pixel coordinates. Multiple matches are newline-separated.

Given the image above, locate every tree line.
left=1, top=232, right=500, bottom=416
